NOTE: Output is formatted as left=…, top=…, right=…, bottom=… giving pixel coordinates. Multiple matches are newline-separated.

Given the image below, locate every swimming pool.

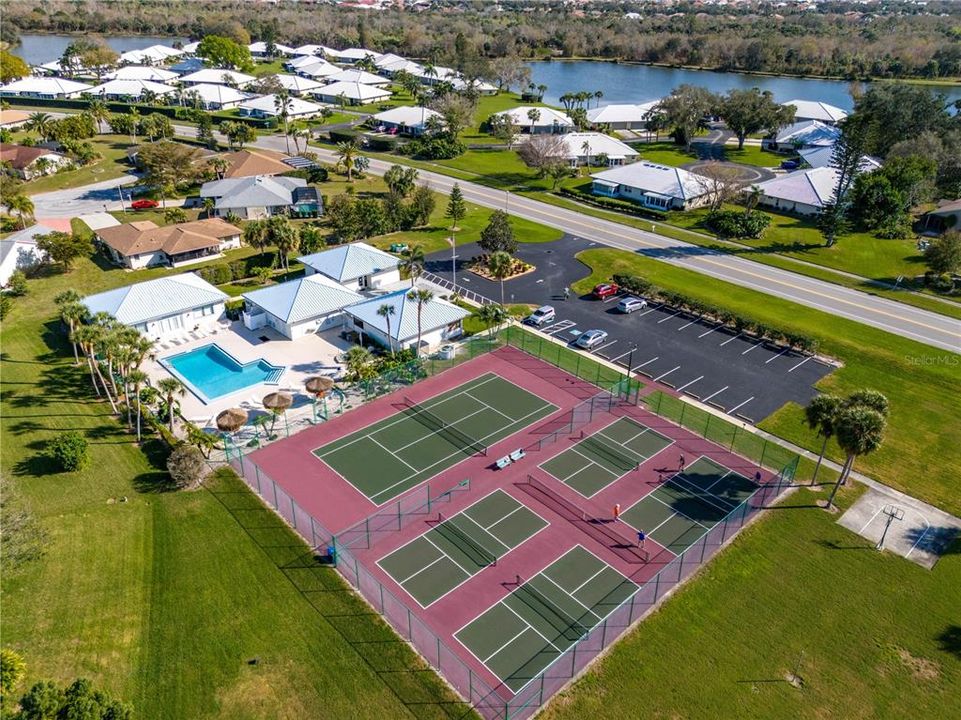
left=162, top=344, right=285, bottom=403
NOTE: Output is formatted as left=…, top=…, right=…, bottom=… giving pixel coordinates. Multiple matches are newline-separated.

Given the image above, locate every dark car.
left=592, top=283, right=619, bottom=300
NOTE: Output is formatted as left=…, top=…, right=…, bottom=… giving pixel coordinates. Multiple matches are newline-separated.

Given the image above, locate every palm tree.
left=377, top=303, right=396, bottom=356
left=71, top=325, right=103, bottom=398
left=202, top=197, right=216, bottom=218
left=401, top=244, right=425, bottom=287
left=526, top=107, right=541, bottom=134
left=581, top=139, right=592, bottom=171
left=422, top=62, right=438, bottom=86
left=242, top=219, right=269, bottom=256
left=336, top=140, right=360, bottom=181
left=407, top=288, right=434, bottom=357
left=594, top=90, right=603, bottom=108
left=5, top=193, right=34, bottom=229
left=804, top=394, right=842, bottom=485
left=59, top=300, right=88, bottom=364
left=24, top=112, right=54, bottom=141
left=266, top=215, right=299, bottom=272
left=344, top=345, right=374, bottom=381
left=127, top=369, right=149, bottom=442
left=156, top=377, right=186, bottom=435
left=826, top=406, right=886, bottom=510
left=274, top=89, right=293, bottom=154
left=208, top=156, right=229, bottom=180
left=487, top=251, right=513, bottom=305
left=536, top=84, right=547, bottom=102
left=478, top=302, right=509, bottom=337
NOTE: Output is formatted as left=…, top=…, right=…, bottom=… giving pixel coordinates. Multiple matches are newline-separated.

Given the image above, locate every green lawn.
left=0, top=254, right=468, bottom=717
left=571, top=248, right=961, bottom=515
left=250, top=58, right=287, bottom=77
left=632, top=140, right=784, bottom=168
left=542, top=482, right=961, bottom=719
left=22, top=135, right=135, bottom=195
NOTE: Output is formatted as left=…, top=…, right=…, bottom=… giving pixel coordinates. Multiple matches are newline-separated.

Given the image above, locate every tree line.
left=5, top=0, right=961, bottom=81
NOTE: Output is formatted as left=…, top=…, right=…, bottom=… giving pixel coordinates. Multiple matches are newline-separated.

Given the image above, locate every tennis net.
left=583, top=435, right=641, bottom=472
left=666, top=473, right=737, bottom=517
left=515, top=580, right=592, bottom=642
left=403, top=397, right=487, bottom=456
left=435, top=514, right=497, bottom=567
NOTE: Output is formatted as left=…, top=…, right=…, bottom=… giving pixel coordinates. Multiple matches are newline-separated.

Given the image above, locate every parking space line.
left=657, top=311, right=680, bottom=324
left=720, top=333, right=741, bottom=346
left=609, top=349, right=635, bottom=363
left=698, top=325, right=720, bottom=338
left=728, top=397, right=755, bottom=414
left=676, top=375, right=703, bottom=392
left=765, top=347, right=789, bottom=364
left=638, top=305, right=659, bottom=317
left=592, top=340, right=618, bottom=355
left=789, top=357, right=812, bottom=372
left=701, top=385, right=728, bottom=403
left=653, top=366, right=680, bottom=382
left=741, top=341, right=762, bottom=355
left=678, top=319, right=698, bottom=330
left=633, top=356, right=658, bottom=371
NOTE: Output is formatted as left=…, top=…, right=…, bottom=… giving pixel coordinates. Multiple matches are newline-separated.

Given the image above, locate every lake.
left=527, top=60, right=961, bottom=112
left=11, top=34, right=187, bottom=66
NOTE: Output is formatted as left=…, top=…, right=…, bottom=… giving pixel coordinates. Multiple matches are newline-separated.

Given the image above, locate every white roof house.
left=242, top=273, right=364, bottom=340
left=378, top=58, right=424, bottom=77
left=119, top=45, right=183, bottom=65
left=751, top=167, right=843, bottom=216
left=344, top=288, right=470, bottom=352
left=782, top=99, right=848, bottom=125
left=238, top=94, right=326, bottom=119
left=323, top=68, right=390, bottom=86
left=200, top=175, right=312, bottom=220
left=290, top=44, right=332, bottom=57
left=0, top=76, right=92, bottom=99
left=330, top=48, right=383, bottom=64
left=287, top=54, right=325, bottom=71
left=591, top=161, right=713, bottom=211
left=374, top=53, right=407, bottom=69
left=181, top=41, right=201, bottom=54
left=586, top=102, right=659, bottom=129
left=82, top=273, right=228, bottom=340
left=182, top=83, right=251, bottom=110
left=178, top=68, right=256, bottom=87
left=299, top=242, right=401, bottom=292
left=270, top=73, right=326, bottom=95
left=0, top=223, right=55, bottom=287
left=296, top=60, right=342, bottom=80
left=248, top=41, right=295, bottom=58
left=372, top=106, right=443, bottom=135
left=492, top=106, right=573, bottom=134
left=74, top=79, right=177, bottom=101
left=799, top=146, right=881, bottom=172
left=312, top=81, right=392, bottom=105
left=554, top=132, right=639, bottom=166
left=771, top=120, right=841, bottom=150
left=107, top=65, right=180, bottom=82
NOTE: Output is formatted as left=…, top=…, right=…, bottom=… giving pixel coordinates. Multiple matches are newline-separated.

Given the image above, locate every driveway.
left=424, top=236, right=835, bottom=423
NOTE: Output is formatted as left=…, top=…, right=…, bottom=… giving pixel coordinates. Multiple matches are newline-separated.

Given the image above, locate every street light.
left=624, top=343, right=637, bottom=398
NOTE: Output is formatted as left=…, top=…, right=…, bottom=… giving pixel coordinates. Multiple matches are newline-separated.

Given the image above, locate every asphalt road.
left=30, top=174, right=139, bottom=218
left=189, top=126, right=961, bottom=353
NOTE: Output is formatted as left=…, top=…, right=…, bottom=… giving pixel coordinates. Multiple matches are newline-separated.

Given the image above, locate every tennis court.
left=539, top=417, right=673, bottom=497
left=314, top=373, right=557, bottom=505
left=620, top=456, right=758, bottom=554
left=378, top=490, right=549, bottom=607
left=455, top=545, right=637, bottom=693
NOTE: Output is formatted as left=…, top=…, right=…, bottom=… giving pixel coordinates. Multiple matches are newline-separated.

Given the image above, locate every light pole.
left=450, top=235, right=457, bottom=294
left=624, top=343, right=637, bottom=399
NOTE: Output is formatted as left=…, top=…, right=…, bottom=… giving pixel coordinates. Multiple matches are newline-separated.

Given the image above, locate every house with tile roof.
left=95, top=219, right=242, bottom=269
left=0, top=143, right=71, bottom=179
left=219, top=149, right=293, bottom=179
left=241, top=273, right=364, bottom=339
left=298, top=242, right=401, bottom=291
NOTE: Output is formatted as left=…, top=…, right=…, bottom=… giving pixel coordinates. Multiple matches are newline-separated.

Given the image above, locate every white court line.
left=698, top=325, right=720, bottom=338
left=483, top=626, right=530, bottom=663
left=654, top=365, right=681, bottom=382
left=701, top=385, right=728, bottom=403
left=398, top=553, right=449, bottom=585
left=657, top=311, right=680, bottom=324
left=676, top=375, right=703, bottom=392
left=789, top=357, right=812, bottom=372
left=459, top=512, right=511, bottom=552
left=741, top=341, right=762, bottom=355
left=539, top=573, right=602, bottom=622
left=719, top=333, right=742, bottom=346
left=678, top=318, right=698, bottom=330
left=765, top=347, right=789, bottom=364
left=464, top=390, right=515, bottom=422
left=633, top=356, right=659, bottom=371
left=905, top=515, right=932, bottom=558
left=423, top=534, right=474, bottom=576
left=858, top=505, right=886, bottom=534
left=501, top=602, right=564, bottom=653
left=727, top=396, right=754, bottom=414
left=392, top=404, right=491, bottom=453
left=483, top=504, right=525, bottom=531
left=568, top=566, right=607, bottom=596
left=370, top=436, right=419, bottom=472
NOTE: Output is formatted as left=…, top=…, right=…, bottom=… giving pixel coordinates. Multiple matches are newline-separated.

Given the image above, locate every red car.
left=592, top=282, right=619, bottom=300
left=130, top=199, right=159, bottom=210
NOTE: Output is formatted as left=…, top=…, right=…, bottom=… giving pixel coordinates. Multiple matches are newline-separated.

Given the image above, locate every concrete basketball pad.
left=838, top=486, right=961, bottom=569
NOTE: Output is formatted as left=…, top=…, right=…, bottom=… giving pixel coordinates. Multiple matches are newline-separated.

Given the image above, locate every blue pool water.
left=164, top=344, right=285, bottom=402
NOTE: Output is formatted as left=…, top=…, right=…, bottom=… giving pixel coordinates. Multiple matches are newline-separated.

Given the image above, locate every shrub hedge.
left=559, top=185, right=667, bottom=219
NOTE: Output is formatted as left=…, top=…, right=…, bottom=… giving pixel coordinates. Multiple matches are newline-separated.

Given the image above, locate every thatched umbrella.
left=262, top=391, right=293, bottom=437
left=305, top=376, right=335, bottom=398
left=216, top=407, right=248, bottom=433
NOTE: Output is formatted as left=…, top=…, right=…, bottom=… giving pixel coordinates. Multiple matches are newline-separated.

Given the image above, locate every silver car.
left=617, top=296, right=648, bottom=313
left=575, top=329, right=608, bottom=350
left=527, top=305, right=556, bottom=326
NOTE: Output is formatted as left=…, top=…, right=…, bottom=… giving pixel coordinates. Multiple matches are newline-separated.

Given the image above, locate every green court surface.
left=314, top=373, right=557, bottom=505
left=378, top=490, right=548, bottom=607
left=620, top=456, right=758, bottom=554
left=455, top=545, right=637, bottom=693
left=539, top=417, right=673, bottom=497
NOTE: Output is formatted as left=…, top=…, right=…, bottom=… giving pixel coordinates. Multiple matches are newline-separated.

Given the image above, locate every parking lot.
left=425, top=237, right=835, bottom=423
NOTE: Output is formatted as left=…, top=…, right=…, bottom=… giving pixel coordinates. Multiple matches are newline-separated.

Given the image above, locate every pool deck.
left=145, top=321, right=351, bottom=429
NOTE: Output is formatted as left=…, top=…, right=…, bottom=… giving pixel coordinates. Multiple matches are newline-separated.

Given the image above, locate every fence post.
left=271, top=479, right=279, bottom=508
left=407, top=607, right=412, bottom=639
left=254, top=464, right=262, bottom=494
left=291, top=500, right=298, bottom=530
left=759, top=441, right=768, bottom=470
left=730, top=424, right=738, bottom=451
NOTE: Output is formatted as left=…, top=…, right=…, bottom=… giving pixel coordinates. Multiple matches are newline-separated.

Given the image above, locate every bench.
left=509, top=448, right=526, bottom=462
left=495, top=456, right=512, bottom=470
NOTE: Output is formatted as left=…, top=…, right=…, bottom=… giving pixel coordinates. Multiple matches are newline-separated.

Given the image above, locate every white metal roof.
left=271, top=74, right=326, bottom=93
left=344, top=288, right=469, bottom=343
left=290, top=45, right=327, bottom=57
left=556, top=132, right=639, bottom=160
left=248, top=41, right=295, bottom=55
left=107, top=66, right=180, bottom=82
left=374, top=53, right=407, bottom=68
left=782, top=99, right=848, bottom=124
left=372, top=105, right=442, bottom=127
left=119, top=45, right=183, bottom=64
left=752, top=167, right=841, bottom=209
left=183, top=83, right=250, bottom=107
left=323, top=68, right=389, bottom=86
left=296, top=60, right=342, bottom=79
left=799, top=146, right=881, bottom=172
left=200, top=175, right=305, bottom=209
left=239, top=93, right=325, bottom=118
left=378, top=58, right=424, bottom=75
left=288, top=55, right=323, bottom=70
left=298, top=242, right=400, bottom=282
left=586, top=102, right=659, bottom=125
left=82, top=273, right=228, bottom=326
left=774, top=120, right=841, bottom=148
left=0, top=76, right=92, bottom=96
left=493, top=106, right=573, bottom=129
left=332, top=47, right=384, bottom=62
left=178, top=68, right=256, bottom=87
left=591, top=161, right=711, bottom=201
left=76, top=79, right=177, bottom=99
left=313, top=81, right=391, bottom=101
left=243, top=273, right=363, bottom=324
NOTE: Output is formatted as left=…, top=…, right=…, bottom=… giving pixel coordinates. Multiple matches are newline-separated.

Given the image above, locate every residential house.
left=781, top=99, right=848, bottom=125
left=750, top=167, right=842, bottom=216
left=0, top=223, right=55, bottom=286
left=182, top=83, right=250, bottom=110
left=553, top=132, right=639, bottom=167
left=270, top=74, right=326, bottom=96
left=295, top=60, right=342, bottom=80
left=238, top=93, right=326, bottom=120
left=106, top=66, right=180, bottom=82
left=373, top=53, right=407, bottom=70
left=322, top=69, right=390, bottom=86
left=286, top=54, right=326, bottom=72
left=118, top=45, right=183, bottom=65
left=586, top=102, right=659, bottom=130
left=200, top=175, right=321, bottom=219
left=924, top=199, right=961, bottom=234
left=799, top=146, right=881, bottom=172
left=82, top=273, right=229, bottom=341
left=219, top=149, right=294, bottom=179
left=0, top=143, right=71, bottom=179
left=329, top=48, right=383, bottom=65
left=371, top=106, right=443, bottom=136
left=289, top=44, right=335, bottom=58
left=312, top=81, right=392, bottom=105
left=0, top=76, right=92, bottom=99
left=73, top=79, right=177, bottom=102
left=765, top=120, right=841, bottom=152
left=178, top=69, right=256, bottom=88
left=377, top=58, right=424, bottom=78
left=298, top=242, right=401, bottom=291
left=168, top=57, right=205, bottom=75
left=492, top=106, right=574, bottom=134
left=591, top=161, right=713, bottom=211
left=242, top=273, right=364, bottom=339
left=248, top=41, right=295, bottom=60
left=95, top=219, right=242, bottom=269
left=0, top=109, right=31, bottom=130
left=344, top=288, right=469, bottom=353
